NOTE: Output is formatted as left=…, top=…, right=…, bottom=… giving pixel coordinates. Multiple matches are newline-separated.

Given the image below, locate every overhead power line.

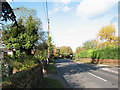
left=46, top=0, right=48, bottom=19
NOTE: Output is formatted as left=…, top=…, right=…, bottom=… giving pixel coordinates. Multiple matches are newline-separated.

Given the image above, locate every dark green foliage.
left=1, top=1, right=17, bottom=25
left=47, top=35, right=54, bottom=58
left=2, top=64, right=42, bottom=88
left=34, top=49, right=48, bottom=61
left=98, top=46, right=119, bottom=59
left=78, top=46, right=119, bottom=59
left=2, top=15, right=41, bottom=55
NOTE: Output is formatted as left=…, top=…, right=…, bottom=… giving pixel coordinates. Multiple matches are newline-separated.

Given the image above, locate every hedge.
left=93, top=47, right=119, bottom=59
left=78, top=46, right=119, bottom=59
left=2, top=64, right=43, bottom=88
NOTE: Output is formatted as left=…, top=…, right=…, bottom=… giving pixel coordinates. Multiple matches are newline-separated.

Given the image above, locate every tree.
left=1, top=0, right=17, bottom=25
left=2, top=19, right=25, bottom=50
left=14, top=6, right=37, bottom=25
left=75, top=46, right=84, bottom=54
left=2, top=5, right=46, bottom=55
left=14, top=6, right=44, bottom=46
left=35, top=41, right=48, bottom=50
left=2, top=15, right=43, bottom=55
left=52, top=45, right=57, bottom=56
left=97, top=23, right=118, bottom=48
left=22, top=15, right=39, bottom=54
left=82, top=40, right=98, bottom=50
left=59, top=46, right=73, bottom=57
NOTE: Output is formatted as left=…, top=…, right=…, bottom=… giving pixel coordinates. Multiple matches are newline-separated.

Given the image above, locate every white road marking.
left=88, top=72, right=107, bottom=82
left=100, top=68, right=118, bottom=74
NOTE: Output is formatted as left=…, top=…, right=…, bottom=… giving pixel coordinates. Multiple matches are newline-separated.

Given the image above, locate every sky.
left=8, top=0, right=119, bottom=52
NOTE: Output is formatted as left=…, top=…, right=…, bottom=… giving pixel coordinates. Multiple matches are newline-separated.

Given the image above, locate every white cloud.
left=77, top=0, right=118, bottom=19
left=63, top=6, right=72, bottom=12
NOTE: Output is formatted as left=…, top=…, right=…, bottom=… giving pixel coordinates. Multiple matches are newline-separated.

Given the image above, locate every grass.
left=40, top=78, right=63, bottom=88
left=46, top=62, right=57, bottom=74
left=40, top=60, right=64, bottom=88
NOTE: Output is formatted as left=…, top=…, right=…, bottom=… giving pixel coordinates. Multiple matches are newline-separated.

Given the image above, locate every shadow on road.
left=55, top=59, right=99, bottom=75
left=55, top=59, right=118, bottom=77
left=55, top=59, right=118, bottom=88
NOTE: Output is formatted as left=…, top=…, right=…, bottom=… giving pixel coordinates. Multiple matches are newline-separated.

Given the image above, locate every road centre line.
left=88, top=72, right=107, bottom=82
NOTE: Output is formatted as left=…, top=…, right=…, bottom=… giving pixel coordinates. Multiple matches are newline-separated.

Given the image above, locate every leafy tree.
left=59, top=46, right=73, bottom=56
left=1, top=1, right=17, bottom=25
left=35, top=41, right=48, bottom=50
left=14, top=6, right=37, bottom=25
left=2, top=19, right=25, bottom=51
left=82, top=40, right=98, bottom=50
left=2, top=15, right=43, bottom=55
left=23, top=15, right=39, bottom=54
left=52, top=45, right=57, bottom=56
left=75, top=46, right=84, bottom=54
left=97, top=23, right=118, bottom=48
left=14, top=6, right=44, bottom=46
left=1, top=5, right=47, bottom=55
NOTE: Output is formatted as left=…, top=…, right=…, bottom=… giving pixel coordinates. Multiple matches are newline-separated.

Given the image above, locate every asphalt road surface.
left=55, top=59, right=119, bottom=88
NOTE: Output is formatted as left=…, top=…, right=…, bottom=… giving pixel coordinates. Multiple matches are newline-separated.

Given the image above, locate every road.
left=55, top=59, right=119, bottom=88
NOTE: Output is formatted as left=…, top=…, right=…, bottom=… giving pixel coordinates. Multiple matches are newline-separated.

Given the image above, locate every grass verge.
left=40, top=78, right=63, bottom=88
left=40, top=60, right=64, bottom=88
left=46, top=62, right=57, bottom=74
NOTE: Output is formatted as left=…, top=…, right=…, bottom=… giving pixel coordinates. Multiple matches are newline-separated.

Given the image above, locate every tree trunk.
left=41, top=60, right=47, bottom=74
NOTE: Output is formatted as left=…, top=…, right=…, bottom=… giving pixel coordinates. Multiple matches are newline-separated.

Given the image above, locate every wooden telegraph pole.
left=46, top=0, right=50, bottom=62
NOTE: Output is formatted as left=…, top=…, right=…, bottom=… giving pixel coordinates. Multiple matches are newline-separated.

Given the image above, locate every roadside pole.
left=47, top=18, right=50, bottom=59
left=46, top=0, right=50, bottom=64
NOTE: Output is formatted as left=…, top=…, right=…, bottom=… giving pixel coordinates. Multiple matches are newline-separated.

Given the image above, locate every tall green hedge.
left=94, top=47, right=119, bottom=59
left=78, top=46, right=119, bottom=59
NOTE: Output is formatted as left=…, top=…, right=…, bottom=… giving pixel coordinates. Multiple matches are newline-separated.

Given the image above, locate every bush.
left=87, top=49, right=94, bottom=58
left=34, top=50, right=47, bottom=61
left=2, top=64, right=42, bottom=88
left=76, top=46, right=119, bottom=60
left=98, top=46, right=119, bottom=59
left=91, top=46, right=119, bottom=59
left=17, top=55, right=38, bottom=71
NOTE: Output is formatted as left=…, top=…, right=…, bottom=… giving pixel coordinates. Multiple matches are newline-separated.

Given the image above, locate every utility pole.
left=46, top=0, right=50, bottom=59
left=47, top=18, right=50, bottom=59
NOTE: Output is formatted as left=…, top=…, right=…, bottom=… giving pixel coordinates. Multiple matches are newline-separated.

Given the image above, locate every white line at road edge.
left=88, top=72, right=107, bottom=82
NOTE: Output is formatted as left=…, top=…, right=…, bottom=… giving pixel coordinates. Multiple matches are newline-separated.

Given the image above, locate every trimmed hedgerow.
left=78, top=46, right=119, bottom=59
